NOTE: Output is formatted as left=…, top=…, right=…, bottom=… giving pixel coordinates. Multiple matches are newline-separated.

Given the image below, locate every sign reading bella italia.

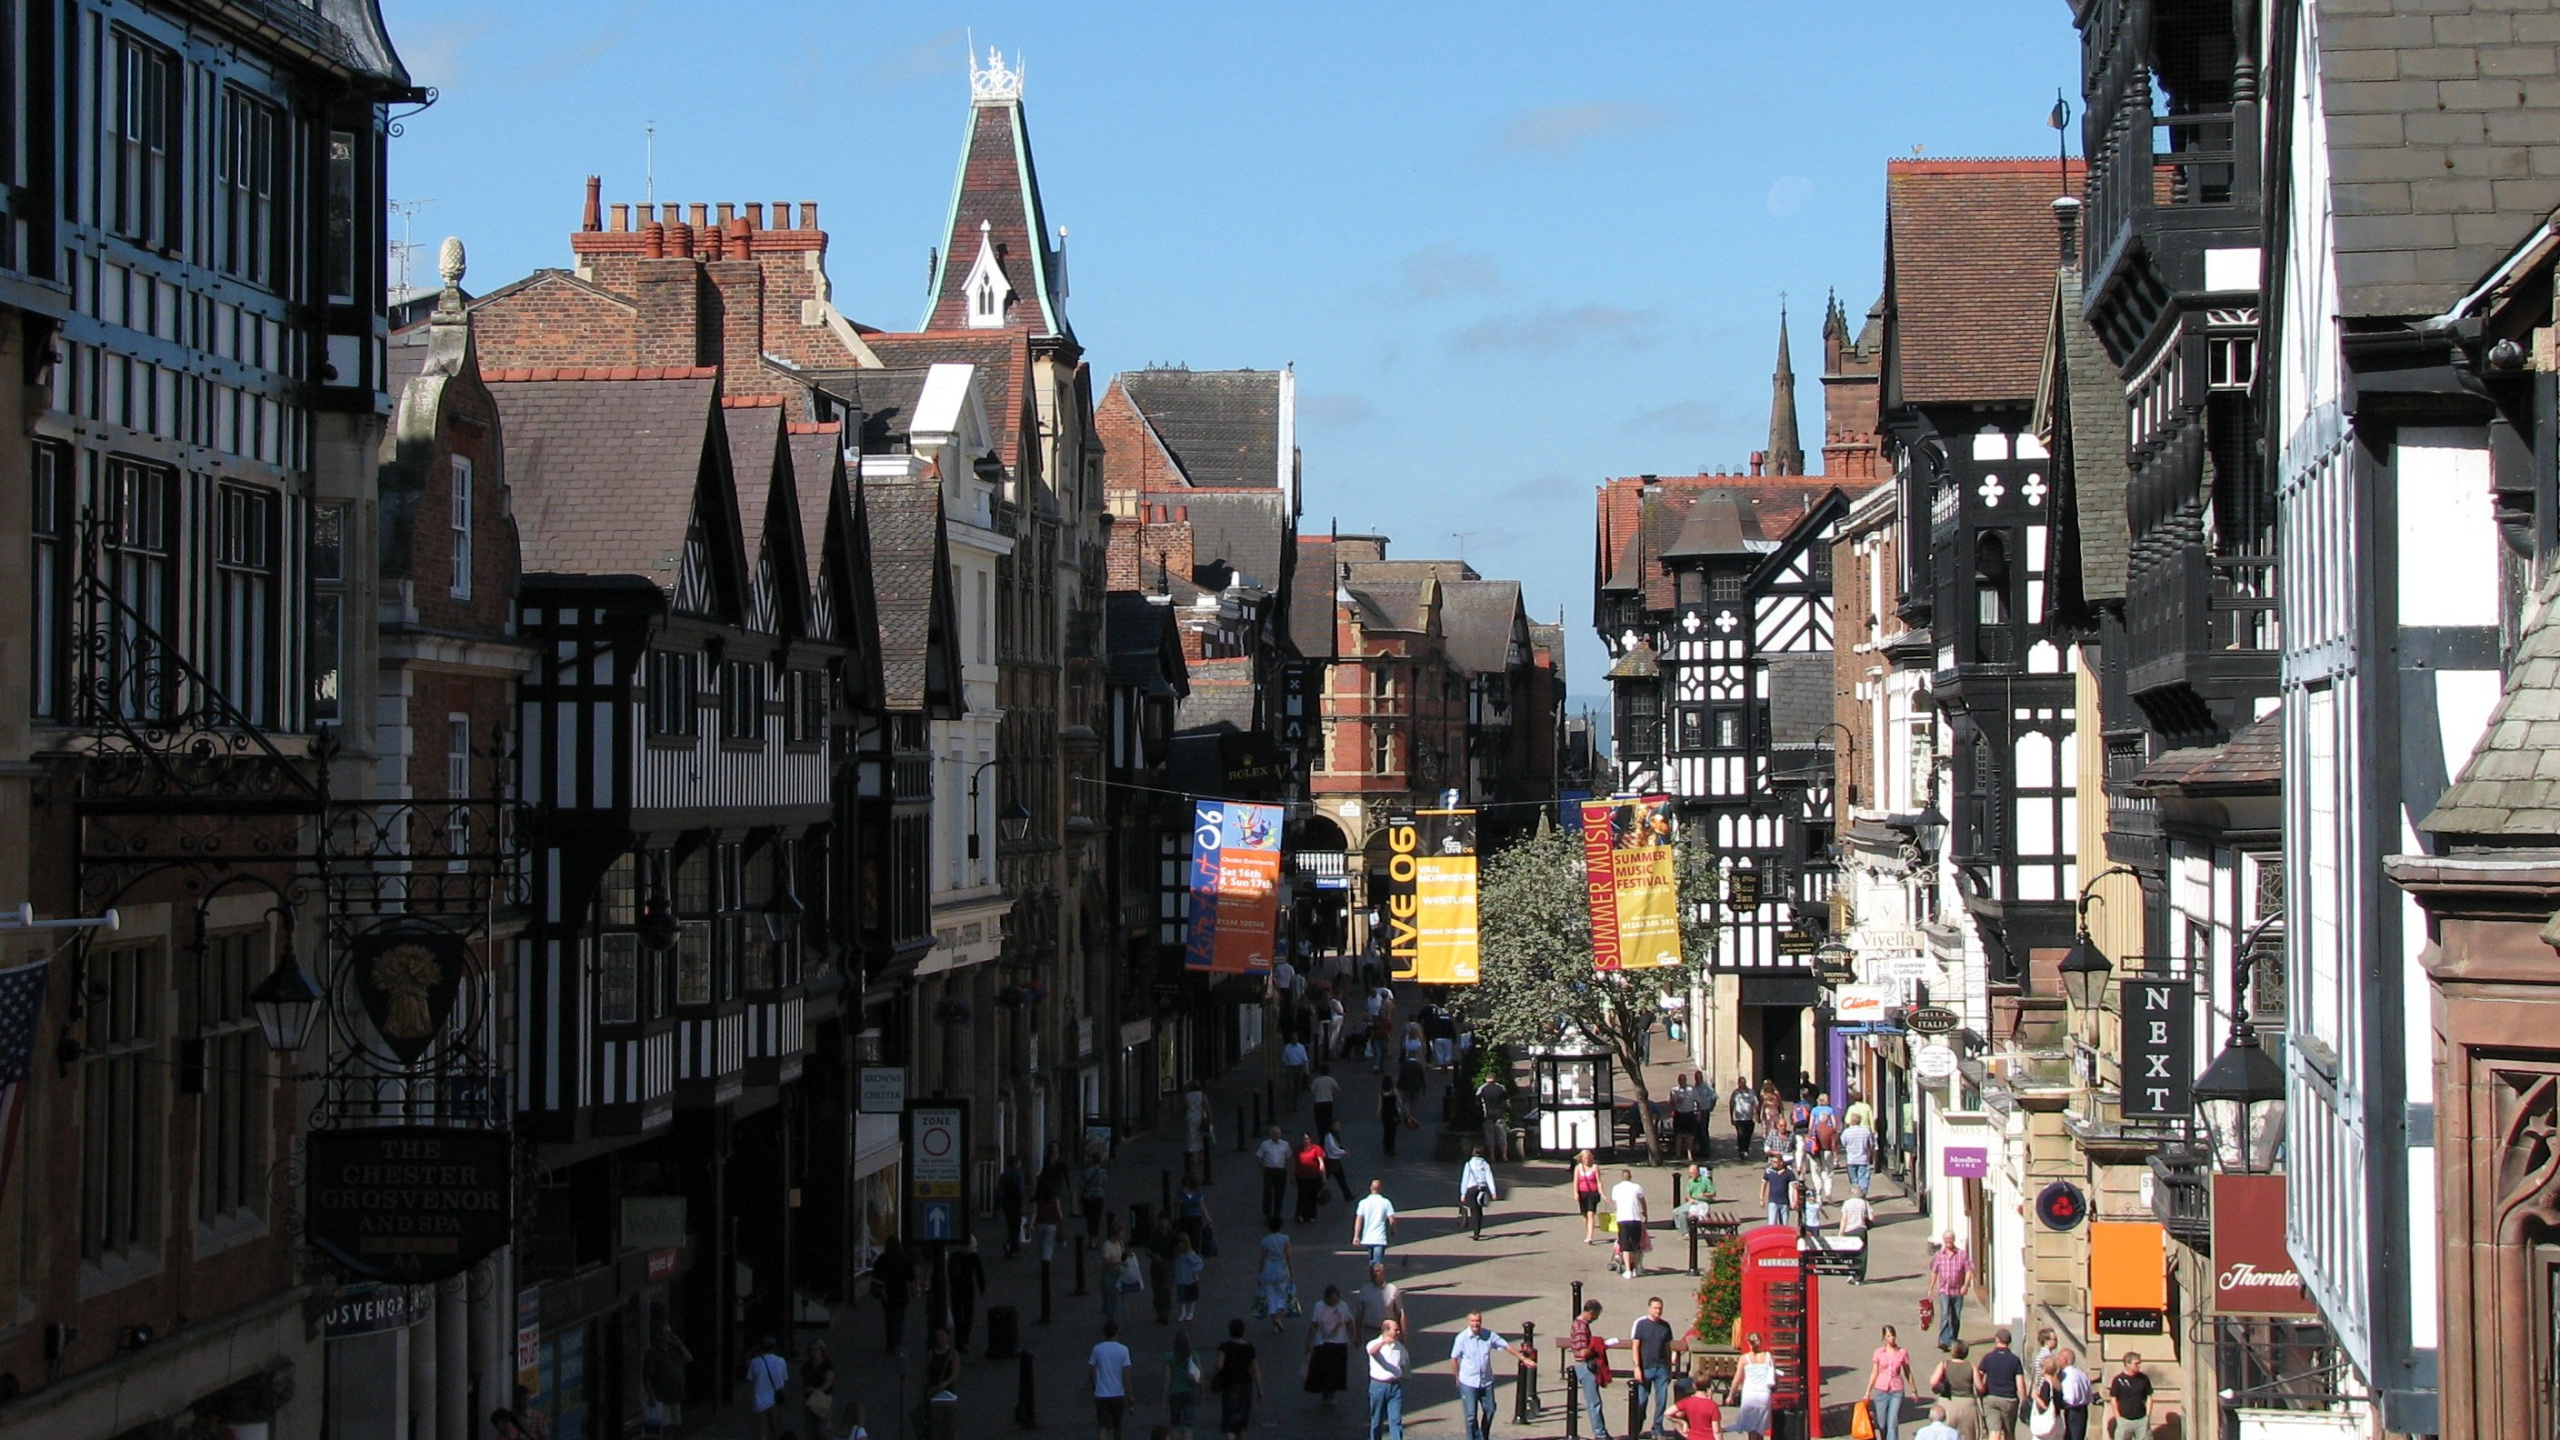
left=2210, top=1173, right=2315, bottom=1315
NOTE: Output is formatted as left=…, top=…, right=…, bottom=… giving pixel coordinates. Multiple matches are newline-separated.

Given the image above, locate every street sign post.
left=904, top=1100, right=970, bottom=1246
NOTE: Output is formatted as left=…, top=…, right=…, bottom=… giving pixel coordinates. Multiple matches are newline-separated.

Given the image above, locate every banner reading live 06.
left=1583, top=796, right=1680, bottom=971
left=1185, top=800, right=1283, bottom=973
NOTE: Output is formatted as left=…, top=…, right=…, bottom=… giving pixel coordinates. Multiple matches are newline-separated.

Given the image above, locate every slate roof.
left=2136, top=709, right=2285, bottom=796
left=1438, top=579, right=1525, bottom=677
left=2426, top=577, right=2560, bottom=841
left=862, top=332, right=1032, bottom=467
left=2315, top=2, right=2560, bottom=318
left=1151, top=488, right=1292, bottom=594
left=1766, top=652, right=1838, bottom=747
left=723, top=400, right=787, bottom=567
left=923, top=96, right=1069, bottom=339
left=862, top=472, right=950, bottom=711
left=1175, top=658, right=1259, bottom=734
left=1118, top=369, right=1282, bottom=489
left=1594, top=475, right=1854, bottom=610
left=490, top=373, right=724, bottom=588
left=1345, top=579, right=1428, bottom=633
left=1663, top=494, right=1766, bottom=559
left=1291, top=535, right=1339, bottom=662
left=1105, top=592, right=1186, bottom=695
left=1605, top=643, right=1661, bottom=681
left=2035, top=245, right=2132, bottom=619
left=815, top=367, right=938, bottom=453
left=1885, top=159, right=2084, bottom=405
left=786, top=424, right=844, bottom=576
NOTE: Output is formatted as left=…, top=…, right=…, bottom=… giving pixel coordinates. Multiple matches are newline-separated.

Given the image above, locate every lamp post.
left=248, top=905, right=322, bottom=1058
left=967, top=759, right=1037, bottom=861
left=759, top=839, right=805, bottom=945
left=2194, top=915, right=2288, bottom=1173
left=2059, top=864, right=2142, bottom=1013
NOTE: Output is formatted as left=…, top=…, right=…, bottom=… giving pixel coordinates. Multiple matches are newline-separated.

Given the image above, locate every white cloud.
left=1492, top=101, right=1675, bottom=157
left=1455, top=304, right=1657, bottom=353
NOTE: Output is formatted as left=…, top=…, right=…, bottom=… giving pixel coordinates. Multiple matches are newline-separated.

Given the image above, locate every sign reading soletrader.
left=904, top=1100, right=970, bottom=1246
left=306, top=1127, right=512, bottom=1284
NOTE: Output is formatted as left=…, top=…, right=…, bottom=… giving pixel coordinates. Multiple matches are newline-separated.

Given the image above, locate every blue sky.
left=380, top=1, right=2083, bottom=708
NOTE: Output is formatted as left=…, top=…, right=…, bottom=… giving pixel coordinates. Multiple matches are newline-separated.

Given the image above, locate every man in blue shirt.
left=1761, top=1153, right=1796, bottom=1230
left=1449, top=1311, right=1528, bottom=1440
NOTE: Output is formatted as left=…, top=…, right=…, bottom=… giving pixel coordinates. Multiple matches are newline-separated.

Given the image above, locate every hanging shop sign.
left=2211, top=1174, right=2315, bottom=1315
left=350, top=928, right=472, bottom=1065
left=1831, top=986, right=1892, bottom=1024
left=1905, top=1005, right=1960, bottom=1036
left=1411, top=809, right=1481, bottom=985
left=858, top=1065, right=908, bottom=1115
left=1582, top=796, right=1679, bottom=972
left=2035, top=1180, right=2089, bottom=1232
left=2090, top=1220, right=2169, bottom=1334
left=1184, top=801, right=1282, bottom=975
left=323, top=1283, right=433, bottom=1340
left=1778, top=925, right=1818, bottom=958
left=618, top=1195, right=687, bottom=1251
left=1943, top=1145, right=1989, bottom=1179
left=2118, top=979, right=2193, bottom=1120
left=307, top=1126, right=513, bottom=1284
left=1914, top=1041, right=1959, bottom=1082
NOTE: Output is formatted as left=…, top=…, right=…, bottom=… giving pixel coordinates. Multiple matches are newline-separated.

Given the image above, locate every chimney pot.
left=643, top=221, right=666, bottom=259
left=610, top=203, right=629, bottom=232
left=702, top=225, right=724, bottom=261
left=688, top=203, right=709, bottom=230
left=745, top=202, right=764, bottom=230
left=1751, top=451, right=1765, bottom=476
left=2052, top=194, right=2084, bottom=267
left=582, top=175, right=603, bottom=232
left=1177, top=505, right=1189, bottom=522
left=775, top=201, right=792, bottom=230
left=668, top=221, right=693, bottom=259
left=799, top=202, right=819, bottom=231
left=717, top=203, right=735, bottom=226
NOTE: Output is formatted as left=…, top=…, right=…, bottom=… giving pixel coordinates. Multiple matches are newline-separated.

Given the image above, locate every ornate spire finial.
left=970, top=46, right=1024, bottom=105
left=437, top=236, right=466, bottom=288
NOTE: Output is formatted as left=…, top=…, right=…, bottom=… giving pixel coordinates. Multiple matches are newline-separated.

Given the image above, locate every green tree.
left=1458, top=822, right=1720, bottom=1163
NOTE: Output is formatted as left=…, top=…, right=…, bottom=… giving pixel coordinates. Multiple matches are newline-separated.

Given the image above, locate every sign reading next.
left=2118, top=979, right=2193, bottom=1120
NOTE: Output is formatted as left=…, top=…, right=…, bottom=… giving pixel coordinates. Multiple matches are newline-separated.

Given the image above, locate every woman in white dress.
left=1303, top=1284, right=1354, bottom=1406
left=1728, top=1332, right=1777, bottom=1437
left=1255, top=1218, right=1294, bottom=1332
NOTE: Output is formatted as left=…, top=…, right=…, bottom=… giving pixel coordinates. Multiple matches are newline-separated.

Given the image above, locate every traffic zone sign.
left=903, top=1101, right=969, bottom=1245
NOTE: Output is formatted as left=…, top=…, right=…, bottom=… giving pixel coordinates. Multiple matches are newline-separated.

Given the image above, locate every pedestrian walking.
left=945, top=1237, right=985, bottom=1351
left=1213, top=1318, right=1264, bottom=1440
left=919, top=1329, right=962, bottom=1434
left=1146, top=1214, right=1181, bottom=1325
left=1162, top=1329, right=1204, bottom=1440
left=2029, top=1355, right=2063, bottom=1439
left=1364, top=1319, right=1411, bottom=1440
left=1669, top=1071, right=1699, bottom=1160
left=1568, top=1301, right=1619, bottom=1440
left=1173, top=1234, right=1206, bottom=1323
left=1727, top=1332, right=1775, bottom=1438
left=1256, top=1218, right=1295, bottom=1330
left=1182, top=1083, right=1211, bottom=1181
left=1356, top=1263, right=1406, bottom=1342
left=1760, top=1153, right=1796, bottom=1231
left=1396, top=1049, right=1428, bottom=1120
left=1306, top=1285, right=1355, bottom=1405
left=1476, top=1073, right=1511, bottom=1160
left=1841, top=1112, right=1878, bottom=1198
left=1377, top=1080, right=1405, bottom=1158
left=1929, top=1233, right=1974, bottom=1350
left=641, top=1319, right=691, bottom=1434
left=1036, top=1143, right=1070, bottom=1262
left=1729, top=1079, right=1758, bottom=1158
left=1609, top=1168, right=1651, bottom=1279
left=2056, top=1349, right=2093, bottom=1440
left=1082, top=1146, right=1114, bottom=1242
left=1574, top=1150, right=1605, bottom=1244
left=800, top=1340, right=836, bottom=1434
left=1175, top=1174, right=1212, bottom=1254
left=1294, top=1132, right=1329, bottom=1224
left=1977, top=1327, right=2028, bottom=1438
left=1692, top=1075, right=1718, bottom=1162
left=1669, top=1375, right=1721, bottom=1440
left=1927, top=1340, right=1982, bottom=1438
left=1102, top=1223, right=1139, bottom=1327
left=871, top=1241, right=917, bottom=1354
left=1631, top=1296, right=1679, bottom=1439
left=1839, top=1191, right=1875, bottom=1284
left=745, top=1336, right=789, bottom=1440
left=1282, top=1036, right=1311, bottom=1107
left=2105, top=1352, right=2155, bottom=1440
left=1868, top=1325, right=1913, bottom=1440
left=1256, top=1126, right=1292, bottom=1224
left=1325, top=1126, right=1356, bottom=1201
left=1804, top=1103, right=1841, bottom=1201
left=1090, top=1319, right=1135, bottom=1440
left=1459, top=1146, right=1498, bottom=1241
left=1449, top=1311, right=1521, bottom=1440
left=1310, top=1065, right=1341, bottom=1137
left=998, top=1156, right=1028, bottom=1257
left=1353, top=1179, right=1398, bottom=1269
left=1914, top=1405, right=1962, bottom=1440
left=1320, top=991, right=1346, bottom=1059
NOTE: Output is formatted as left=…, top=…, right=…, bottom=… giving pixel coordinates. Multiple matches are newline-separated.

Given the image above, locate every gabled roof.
left=1663, top=493, right=1766, bottom=559
left=1605, top=642, right=1661, bottom=681
left=861, top=471, right=964, bottom=717
left=723, top=400, right=789, bottom=571
left=491, top=372, right=741, bottom=606
left=2426, top=574, right=2560, bottom=842
left=1884, top=159, right=2083, bottom=405
left=1593, top=474, right=1857, bottom=611
left=922, top=64, right=1071, bottom=342
left=788, top=422, right=886, bottom=706
left=1174, top=657, right=1258, bottom=735
left=1438, top=579, right=1526, bottom=677
left=816, top=367, right=938, bottom=453
left=1344, top=579, right=1430, bottom=634
left=2035, top=244, right=2132, bottom=626
left=1146, top=488, right=1292, bottom=595
left=1291, top=535, right=1338, bottom=662
left=1105, top=591, right=1189, bottom=697
left=862, top=332, right=1035, bottom=469
left=1117, top=369, right=1283, bottom=489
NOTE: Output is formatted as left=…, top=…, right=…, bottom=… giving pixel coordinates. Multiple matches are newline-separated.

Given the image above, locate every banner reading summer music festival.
left=1583, top=796, right=1680, bottom=971
left=1184, top=801, right=1283, bottom=974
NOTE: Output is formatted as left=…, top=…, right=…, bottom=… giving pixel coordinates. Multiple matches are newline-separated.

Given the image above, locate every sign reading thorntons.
left=2118, top=979, right=2193, bottom=1120
left=307, top=1127, right=512, bottom=1284
left=1582, top=796, right=1679, bottom=972
left=1184, top=801, right=1283, bottom=974
left=2210, top=1174, right=2314, bottom=1315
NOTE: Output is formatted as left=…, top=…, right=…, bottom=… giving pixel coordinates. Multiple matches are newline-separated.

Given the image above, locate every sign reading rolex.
left=307, top=1126, right=513, bottom=1283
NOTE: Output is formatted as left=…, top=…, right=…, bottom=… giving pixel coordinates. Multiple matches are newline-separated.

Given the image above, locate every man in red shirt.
left=1669, top=1375, right=1722, bottom=1439
left=1293, top=1133, right=1329, bottom=1223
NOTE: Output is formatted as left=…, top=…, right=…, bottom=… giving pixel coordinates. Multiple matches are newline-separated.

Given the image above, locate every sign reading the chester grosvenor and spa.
left=2211, top=1174, right=2316, bottom=1315
left=2118, top=978, right=2194, bottom=1119
left=1582, top=796, right=1679, bottom=972
left=307, top=1126, right=512, bottom=1284
left=1184, top=801, right=1282, bottom=974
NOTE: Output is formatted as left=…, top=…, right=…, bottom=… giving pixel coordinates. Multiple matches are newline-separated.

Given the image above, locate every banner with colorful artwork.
left=1412, top=809, right=1480, bottom=985
left=1381, top=815, right=1420, bottom=980
left=1582, top=796, right=1680, bottom=971
left=1184, top=801, right=1283, bottom=974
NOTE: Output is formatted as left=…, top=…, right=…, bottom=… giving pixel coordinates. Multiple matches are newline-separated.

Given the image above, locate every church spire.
left=1766, top=301, right=1805, bottom=478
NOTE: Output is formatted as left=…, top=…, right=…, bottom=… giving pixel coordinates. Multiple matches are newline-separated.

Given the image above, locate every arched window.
left=1975, top=532, right=2010, bottom=626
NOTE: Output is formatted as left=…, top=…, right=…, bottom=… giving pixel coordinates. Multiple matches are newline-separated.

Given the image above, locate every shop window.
left=82, top=943, right=161, bottom=1268
left=196, top=929, right=266, bottom=1230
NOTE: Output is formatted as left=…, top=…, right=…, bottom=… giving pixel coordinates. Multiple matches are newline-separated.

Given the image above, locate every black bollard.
left=1252, top=1092, right=1265, bottom=1135
left=1039, top=1254, right=1053, bottom=1324
left=1235, top=1105, right=1249, bottom=1153
left=1073, top=1234, right=1089, bottom=1296
left=1626, top=1361, right=1643, bottom=1438
left=1517, top=1321, right=1540, bottom=1422
left=1014, top=1348, right=1038, bottom=1429
left=1161, top=1168, right=1173, bottom=1218
left=1688, top=1223, right=1701, bottom=1276
left=1562, top=1345, right=1580, bottom=1440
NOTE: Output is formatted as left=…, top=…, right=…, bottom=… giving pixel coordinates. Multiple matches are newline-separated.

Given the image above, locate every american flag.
left=0, top=958, right=51, bottom=1203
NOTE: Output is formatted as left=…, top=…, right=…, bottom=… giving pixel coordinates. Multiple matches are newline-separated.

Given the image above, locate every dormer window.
left=959, top=220, right=1014, bottom=330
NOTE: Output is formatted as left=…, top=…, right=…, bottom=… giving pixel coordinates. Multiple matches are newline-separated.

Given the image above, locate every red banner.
left=1583, top=801, right=1622, bottom=972
left=1582, top=797, right=1678, bottom=972
left=2210, top=1174, right=2314, bottom=1315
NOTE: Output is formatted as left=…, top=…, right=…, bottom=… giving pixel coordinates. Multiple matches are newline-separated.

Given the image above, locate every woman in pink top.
left=1573, top=1152, right=1604, bottom=1244
left=1867, top=1324, right=1912, bottom=1439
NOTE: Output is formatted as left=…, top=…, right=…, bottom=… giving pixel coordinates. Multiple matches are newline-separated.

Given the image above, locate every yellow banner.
left=1582, top=797, right=1680, bottom=970
left=1412, top=810, right=1480, bottom=984
left=1614, top=842, right=1680, bottom=968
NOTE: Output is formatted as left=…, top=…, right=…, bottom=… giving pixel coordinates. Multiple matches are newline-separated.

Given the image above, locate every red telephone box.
left=1738, top=1225, right=1824, bottom=1437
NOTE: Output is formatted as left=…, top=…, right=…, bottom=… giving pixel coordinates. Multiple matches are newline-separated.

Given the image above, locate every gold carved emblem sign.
left=350, top=928, right=470, bottom=1065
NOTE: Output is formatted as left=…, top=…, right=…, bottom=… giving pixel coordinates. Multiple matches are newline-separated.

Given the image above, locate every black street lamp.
left=248, top=911, right=322, bottom=1057
left=1908, top=803, right=1947, bottom=858
left=759, top=843, right=805, bottom=945
left=2196, top=917, right=2288, bottom=1173
left=2060, top=865, right=2141, bottom=1012
left=999, top=799, right=1035, bottom=844
left=637, top=857, right=681, bottom=955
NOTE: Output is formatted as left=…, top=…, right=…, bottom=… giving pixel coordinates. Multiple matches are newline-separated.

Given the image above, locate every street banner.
left=2210, top=1175, right=2315, bottom=1315
left=1184, top=801, right=1283, bottom=974
left=1382, top=815, right=1420, bottom=980
left=1412, top=809, right=1481, bottom=985
left=1582, top=796, right=1679, bottom=971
